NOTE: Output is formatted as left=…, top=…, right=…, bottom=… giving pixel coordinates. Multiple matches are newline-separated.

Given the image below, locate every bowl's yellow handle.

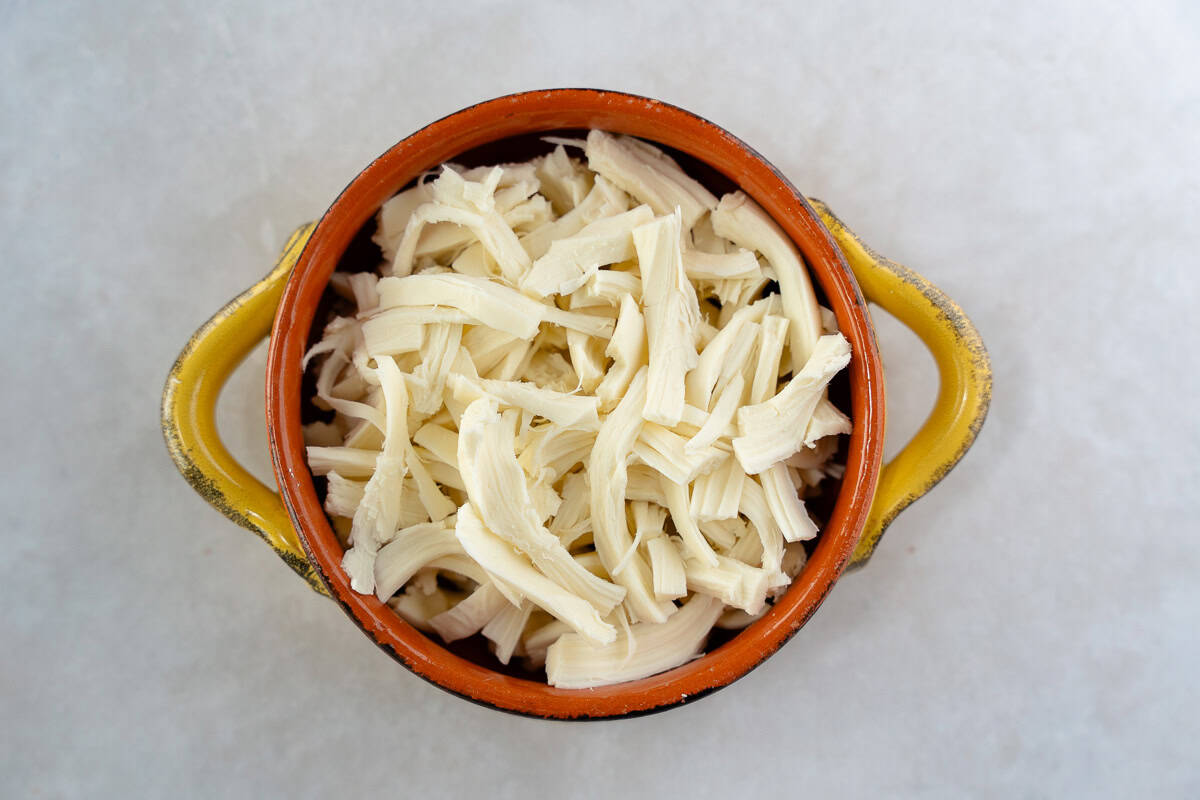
left=161, top=224, right=328, bottom=595
left=810, top=201, right=992, bottom=567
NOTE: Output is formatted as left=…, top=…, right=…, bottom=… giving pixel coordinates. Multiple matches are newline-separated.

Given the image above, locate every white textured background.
left=3, top=1, right=1198, bottom=797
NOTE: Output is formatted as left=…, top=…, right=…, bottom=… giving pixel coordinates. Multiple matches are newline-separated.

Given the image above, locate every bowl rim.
left=266, top=88, right=885, bottom=719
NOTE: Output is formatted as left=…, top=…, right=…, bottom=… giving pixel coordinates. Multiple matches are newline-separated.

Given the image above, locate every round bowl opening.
left=302, top=128, right=855, bottom=681
left=268, top=90, right=884, bottom=718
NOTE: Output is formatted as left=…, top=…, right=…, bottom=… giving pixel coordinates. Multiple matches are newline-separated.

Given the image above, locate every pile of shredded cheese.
left=303, top=131, right=851, bottom=688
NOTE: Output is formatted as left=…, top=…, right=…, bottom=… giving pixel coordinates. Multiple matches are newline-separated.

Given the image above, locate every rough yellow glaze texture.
left=810, top=201, right=992, bottom=567
left=160, top=224, right=328, bottom=595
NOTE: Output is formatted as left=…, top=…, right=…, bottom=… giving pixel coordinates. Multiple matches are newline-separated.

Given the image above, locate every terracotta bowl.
left=163, top=88, right=992, bottom=719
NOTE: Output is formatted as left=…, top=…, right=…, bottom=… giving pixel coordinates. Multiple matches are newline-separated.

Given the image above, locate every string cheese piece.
left=684, top=297, right=776, bottom=410
left=457, top=397, right=625, bottom=614
left=377, top=273, right=614, bottom=341
left=565, top=327, right=605, bottom=392
left=690, top=456, right=746, bottom=522
left=520, top=205, right=655, bottom=297
left=429, top=582, right=509, bottom=643
left=524, top=350, right=577, bottom=392
left=373, top=522, right=464, bottom=601
left=421, top=459, right=465, bottom=493
left=519, top=175, right=629, bottom=260
left=424, top=554, right=491, bottom=587
left=634, top=423, right=724, bottom=486
left=635, top=209, right=700, bottom=426
left=677, top=403, right=737, bottom=439
left=328, top=475, right=427, bottom=531
left=535, top=145, right=592, bottom=214
left=359, top=308, right=472, bottom=360
left=576, top=269, right=642, bottom=308
left=546, top=595, right=722, bottom=689
left=647, top=535, right=688, bottom=601
left=685, top=373, right=744, bottom=453
left=459, top=161, right=542, bottom=188
left=589, top=369, right=675, bottom=624
left=732, top=333, right=852, bottom=474
left=340, top=358, right=410, bottom=593
left=323, top=471, right=366, bottom=518
left=374, top=182, right=433, bottom=262
left=738, top=477, right=785, bottom=577
left=411, top=423, right=459, bottom=470
left=711, top=191, right=823, bottom=370
left=682, top=247, right=762, bottom=281
left=660, top=474, right=719, bottom=567
left=402, top=440, right=456, bottom=522
left=410, top=323, right=462, bottom=414
left=804, top=396, right=853, bottom=445
left=595, top=293, right=647, bottom=412
left=749, top=315, right=790, bottom=404
left=610, top=499, right=667, bottom=575
left=389, top=586, right=456, bottom=631
left=376, top=166, right=543, bottom=263
left=450, top=374, right=601, bottom=431
left=391, top=168, right=532, bottom=283
left=482, top=601, right=534, bottom=665
left=455, top=503, right=616, bottom=645
left=528, top=479, right=562, bottom=524
left=549, top=471, right=591, bottom=547
left=361, top=317, right=423, bottom=358
left=725, top=519, right=763, bottom=564
left=518, top=426, right=595, bottom=485
left=683, top=550, right=770, bottom=615
left=759, top=462, right=819, bottom=542
left=585, top=130, right=718, bottom=233
left=525, top=618, right=574, bottom=653
left=697, top=519, right=741, bottom=550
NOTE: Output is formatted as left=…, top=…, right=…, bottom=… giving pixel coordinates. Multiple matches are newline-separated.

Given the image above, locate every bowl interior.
left=305, top=129, right=855, bottom=681
left=267, top=90, right=885, bottom=718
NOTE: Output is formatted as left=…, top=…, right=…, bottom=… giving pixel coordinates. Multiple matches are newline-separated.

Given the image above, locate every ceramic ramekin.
left=162, top=89, right=991, bottom=719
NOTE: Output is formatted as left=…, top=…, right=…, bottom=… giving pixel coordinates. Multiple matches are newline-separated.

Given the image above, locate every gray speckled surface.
left=3, top=2, right=1198, bottom=797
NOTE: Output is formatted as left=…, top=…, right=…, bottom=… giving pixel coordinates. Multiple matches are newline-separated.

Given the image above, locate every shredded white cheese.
left=302, top=131, right=852, bottom=687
